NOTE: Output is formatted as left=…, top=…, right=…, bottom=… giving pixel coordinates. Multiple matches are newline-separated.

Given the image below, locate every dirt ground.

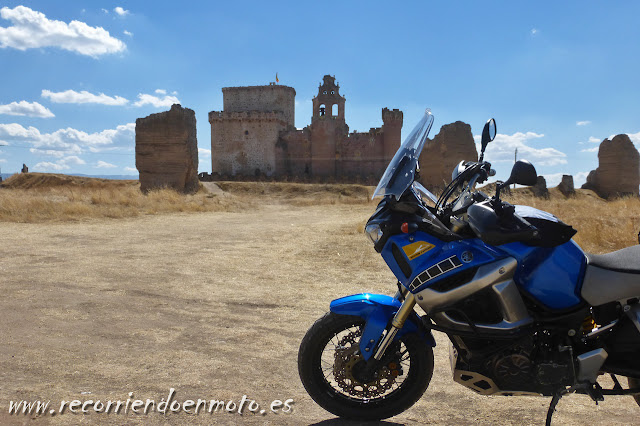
left=0, top=201, right=638, bottom=425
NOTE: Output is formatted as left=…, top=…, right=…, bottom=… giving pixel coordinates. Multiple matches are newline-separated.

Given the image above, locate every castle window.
left=332, top=104, right=338, bottom=116
left=323, top=90, right=327, bottom=95
left=331, top=91, right=335, bottom=94
left=319, top=104, right=326, bottom=116
left=245, top=130, right=249, bottom=135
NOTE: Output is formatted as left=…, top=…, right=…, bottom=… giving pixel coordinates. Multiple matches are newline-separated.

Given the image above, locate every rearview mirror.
left=505, top=160, right=537, bottom=187
left=481, top=118, right=496, bottom=150
left=479, top=118, right=496, bottom=162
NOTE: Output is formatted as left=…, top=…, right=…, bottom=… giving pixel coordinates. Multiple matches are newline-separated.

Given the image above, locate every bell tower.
left=312, top=75, right=345, bottom=123
left=310, top=75, right=347, bottom=177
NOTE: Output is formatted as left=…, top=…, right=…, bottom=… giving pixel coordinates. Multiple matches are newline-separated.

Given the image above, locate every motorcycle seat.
left=586, top=245, right=640, bottom=274
left=582, top=245, right=640, bottom=306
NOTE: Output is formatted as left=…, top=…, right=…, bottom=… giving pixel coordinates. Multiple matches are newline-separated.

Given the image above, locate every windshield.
left=372, top=109, right=434, bottom=200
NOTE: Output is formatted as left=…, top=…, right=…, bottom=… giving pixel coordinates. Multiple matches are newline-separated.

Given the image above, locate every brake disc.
left=332, top=330, right=400, bottom=398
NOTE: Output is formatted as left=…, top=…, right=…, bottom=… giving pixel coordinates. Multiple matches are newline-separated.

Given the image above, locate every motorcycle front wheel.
left=298, top=312, right=434, bottom=420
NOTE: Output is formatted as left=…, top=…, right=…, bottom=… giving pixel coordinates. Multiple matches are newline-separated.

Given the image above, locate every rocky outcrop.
left=135, top=104, right=199, bottom=193
left=418, top=121, right=478, bottom=191
left=532, top=176, right=549, bottom=198
left=558, top=174, right=575, bottom=196
left=581, top=134, right=639, bottom=198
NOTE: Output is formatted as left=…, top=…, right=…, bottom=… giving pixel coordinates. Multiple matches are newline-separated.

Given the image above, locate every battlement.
left=222, top=85, right=296, bottom=96
left=382, top=107, right=403, bottom=122
left=209, top=110, right=287, bottom=124
left=350, top=127, right=383, bottom=136
left=220, top=84, right=295, bottom=127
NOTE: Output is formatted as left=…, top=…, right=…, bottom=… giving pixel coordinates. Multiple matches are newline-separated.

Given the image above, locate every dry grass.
left=0, top=173, right=244, bottom=222
left=2, top=173, right=640, bottom=255
left=216, top=181, right=372, bottom=206
left=504, top=188, right=640, bottom=253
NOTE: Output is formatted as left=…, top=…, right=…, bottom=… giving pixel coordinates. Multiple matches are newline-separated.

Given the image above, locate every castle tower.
left=382, top=108, right=403, bottom=163
left=209, top=84, right=295, bottom=176
left=310, top=75, right=348, bottom=176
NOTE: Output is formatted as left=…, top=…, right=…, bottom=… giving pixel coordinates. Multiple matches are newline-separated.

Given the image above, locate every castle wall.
left=222, top=85, right=296, bottom=127
left=338, top=129, right=386, bottom=177
left=382, top=108, right=403, bottom=163
left=277, top=129, right=311, bottom=177
left=209, top=111, right=288, bottom=176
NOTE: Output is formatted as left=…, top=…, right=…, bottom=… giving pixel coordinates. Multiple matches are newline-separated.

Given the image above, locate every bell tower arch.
left=312, top=75, right=345, bottom=123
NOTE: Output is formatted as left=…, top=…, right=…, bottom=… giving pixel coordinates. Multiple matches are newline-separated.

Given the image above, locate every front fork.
left=373, top=288, right=415, bottom=361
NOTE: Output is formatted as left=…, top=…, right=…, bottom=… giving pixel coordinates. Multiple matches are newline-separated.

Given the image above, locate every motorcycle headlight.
left=365, top=224, right=383, bottom=245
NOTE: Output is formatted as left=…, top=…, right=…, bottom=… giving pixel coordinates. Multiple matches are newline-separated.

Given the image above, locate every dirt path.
left=0, top=203, right=638, bottom=425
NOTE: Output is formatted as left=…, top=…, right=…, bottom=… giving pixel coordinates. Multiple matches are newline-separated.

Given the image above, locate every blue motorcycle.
left=298, top=110, right=640, bottom=424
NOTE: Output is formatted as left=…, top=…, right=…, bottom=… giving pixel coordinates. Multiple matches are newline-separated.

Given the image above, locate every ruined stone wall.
left=135, top=104, right=198, bottom=193
left=338, top=129, right=386, bottom=177
left=418, top=121, right=478, bottom=191
left=581, top=134, right=639, bottom=198
left=209, top=111, right=289, bottom=177
left=222, top=85, right=296, bottom=126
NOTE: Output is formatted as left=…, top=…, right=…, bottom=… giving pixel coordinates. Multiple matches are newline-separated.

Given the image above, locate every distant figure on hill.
left=21, top=164, right=28, bottom=174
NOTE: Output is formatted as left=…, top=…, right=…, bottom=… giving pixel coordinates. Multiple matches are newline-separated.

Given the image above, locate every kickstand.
left=546, top=390, right=568, bottom=426
left=610, top=374, right=623, bottom=391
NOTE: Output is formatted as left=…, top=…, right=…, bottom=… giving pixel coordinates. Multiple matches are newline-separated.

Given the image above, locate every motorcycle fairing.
left=499, top=240, right=587, bottom=310
left=330, top=293, right=436, bottom=360
left=381, top=228, right=587, bottom=311
left=381, top=231, right=505, bottom=293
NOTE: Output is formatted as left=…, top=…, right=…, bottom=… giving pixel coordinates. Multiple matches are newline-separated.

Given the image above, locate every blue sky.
left=0, top=1, right=639, bottom=186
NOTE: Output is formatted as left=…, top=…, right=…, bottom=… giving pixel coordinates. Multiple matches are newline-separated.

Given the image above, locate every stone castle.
left=208, top=75, right=402, bottom=180
left=133, top=74, right=640, bottom=198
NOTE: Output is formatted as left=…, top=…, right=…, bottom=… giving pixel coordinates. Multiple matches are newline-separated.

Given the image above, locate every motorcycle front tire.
left=298, top=312, right=434, bottom=421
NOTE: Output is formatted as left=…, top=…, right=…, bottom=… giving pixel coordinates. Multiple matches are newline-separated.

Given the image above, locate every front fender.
left=330, top=293, right=436, bottom=360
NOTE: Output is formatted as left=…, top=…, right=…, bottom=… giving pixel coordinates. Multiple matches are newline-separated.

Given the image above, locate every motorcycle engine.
left=491, top=351, right=533, bottom=389
left=468, top=335, right=574, bottom=395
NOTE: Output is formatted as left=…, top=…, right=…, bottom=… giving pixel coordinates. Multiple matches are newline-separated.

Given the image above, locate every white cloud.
left=0, top=6, right=126, bottom=57
left=123, top=30, right=133, bottom=37
left=96, top=160, right=117, bottom=168
left=542, top=173, right=564, bottom=188
left=113, top=7, right=129, bottom=16
left=0, top=101, right=54, bottom=118
left=0, top=122, right=135, bottom=157
left=580, top=147, right=599, bottom=153
left=101, top=8, right=109, bottom=14
left=155, top=89, right=167, bottom=95
left=42, top=89, right=128, bottom=106
left=123, top=166, right=137, bottom=173
left=199, top=148, right=211, bottom=158
left=588, top=136, right=601, bottom=143
left=133, top=91, right=181, bottom=108
left=34, top=155, right=85, bottom=172
left=574, top=171, right=590, bottom=187
left=531, top=28, right=538, bottom=36
left=576, top=120, right=591, bottom=126
left=627, top=131, right=640, bottom=145
left=478, top=131, right=567, bottom=167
